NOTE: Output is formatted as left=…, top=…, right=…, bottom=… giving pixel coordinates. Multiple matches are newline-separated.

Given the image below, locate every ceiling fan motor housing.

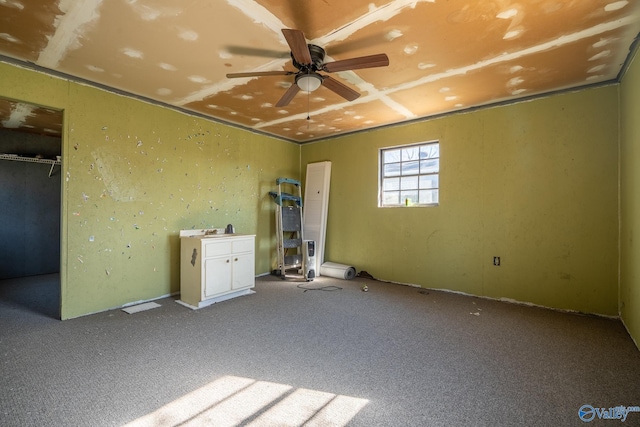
left=292, top=44, right=326, bottom=72
left=226, top=28, right=380, bottom=106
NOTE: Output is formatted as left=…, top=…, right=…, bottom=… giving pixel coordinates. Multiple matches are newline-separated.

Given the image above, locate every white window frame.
left=378, top=141, right=440, bottom=207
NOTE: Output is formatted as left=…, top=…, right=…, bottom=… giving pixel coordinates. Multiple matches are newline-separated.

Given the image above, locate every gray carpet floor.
left=1, top=273, right=639, bottom=426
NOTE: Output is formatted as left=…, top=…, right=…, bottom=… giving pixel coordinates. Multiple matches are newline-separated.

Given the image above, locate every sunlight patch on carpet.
left=124, top=375, right=368, bottom=427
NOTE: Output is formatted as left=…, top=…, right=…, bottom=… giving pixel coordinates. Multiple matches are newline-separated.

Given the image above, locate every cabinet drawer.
left=232, top=238, right=254, bottom=254
left=204, top=240, right=232, bottom=258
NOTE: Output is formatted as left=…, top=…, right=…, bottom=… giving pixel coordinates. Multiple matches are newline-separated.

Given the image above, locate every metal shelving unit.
left=0, top=154, right=61, bottom=177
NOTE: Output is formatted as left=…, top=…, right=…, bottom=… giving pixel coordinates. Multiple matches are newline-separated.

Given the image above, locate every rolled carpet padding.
left=320, top=262, right=356, bottom=280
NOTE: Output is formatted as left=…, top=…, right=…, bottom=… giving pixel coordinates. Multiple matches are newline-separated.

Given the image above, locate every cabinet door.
left=232, top=252, right=255, bottom=290
left=204, top=257, right=231, bottom=297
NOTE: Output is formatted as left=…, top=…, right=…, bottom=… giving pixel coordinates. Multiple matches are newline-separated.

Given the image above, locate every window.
left=379, top=141, right=439, bottom=207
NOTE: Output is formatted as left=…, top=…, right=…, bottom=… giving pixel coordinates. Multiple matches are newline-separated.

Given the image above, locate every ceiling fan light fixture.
left=296, top=73, right=322, bottom=92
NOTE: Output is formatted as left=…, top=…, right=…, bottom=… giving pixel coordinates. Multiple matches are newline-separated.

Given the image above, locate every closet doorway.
left=0, top=98, right=62, bottom=319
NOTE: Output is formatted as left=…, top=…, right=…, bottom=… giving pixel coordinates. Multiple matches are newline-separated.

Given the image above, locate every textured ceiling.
left=0, top=0, right=639, bottom=143
left=0, top=100, right=62, bottom=137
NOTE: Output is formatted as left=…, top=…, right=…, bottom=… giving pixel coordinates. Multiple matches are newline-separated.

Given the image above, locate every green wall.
left=0, top=61, right=299, bottom=319
left=302, top=85, right=619, bottom=316
left=0, top=59, right=628, bottom=321
left=620, top=43, right=640, bottom=347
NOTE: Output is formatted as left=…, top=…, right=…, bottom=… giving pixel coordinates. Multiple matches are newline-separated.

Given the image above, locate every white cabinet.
left=179, top=233, right=255, bottom=309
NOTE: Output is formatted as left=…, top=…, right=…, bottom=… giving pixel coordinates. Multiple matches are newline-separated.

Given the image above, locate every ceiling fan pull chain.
left=307, top=88, right=311, bottom=127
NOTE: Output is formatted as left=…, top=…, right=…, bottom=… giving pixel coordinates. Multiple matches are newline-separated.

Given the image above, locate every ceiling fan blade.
left=226, top=71, right=294, bottom=78
left=275, top=83, right=301, bottom=107
left=282, top=29, right=312, bottom=65
left=321, top=76, right=360, bottom=102
left=323, top=53, right=389, bottom=73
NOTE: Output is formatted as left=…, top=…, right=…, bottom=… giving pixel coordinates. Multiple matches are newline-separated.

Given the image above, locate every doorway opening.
left=0, top=98, right=62, bottom=319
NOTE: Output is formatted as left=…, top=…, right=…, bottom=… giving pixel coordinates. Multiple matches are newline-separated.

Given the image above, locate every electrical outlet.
left=493, top=256, right=501, bottom=266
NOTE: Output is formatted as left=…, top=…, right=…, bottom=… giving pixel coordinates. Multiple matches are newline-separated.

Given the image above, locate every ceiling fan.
left=226, top=29, right=389, bottom=107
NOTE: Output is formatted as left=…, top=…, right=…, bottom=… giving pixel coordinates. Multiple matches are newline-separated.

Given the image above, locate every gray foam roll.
left=320, top=262, right=357, bottom=280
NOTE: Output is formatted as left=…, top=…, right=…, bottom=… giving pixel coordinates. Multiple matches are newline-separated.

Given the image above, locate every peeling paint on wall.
left=1, top=58, right=301, bottom=318
left=191, top=248, right=198, bottom=266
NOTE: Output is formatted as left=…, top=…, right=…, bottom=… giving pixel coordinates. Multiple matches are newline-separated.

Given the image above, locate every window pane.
left=419, top=174, right=439, bottom=189
left=384, top=149, right=401, bottom=163
left=419, top=189, right=439, bottom=204
left=402, top=146, right=419, bottom=161
left=383, top=177, right=400, bottom=191
left=380, top=142, right=439, bottom=207
left=401, top=190, right=419, bottom=205
left=383, top=191, right=400, bottom=205
left=400, top=175, right=418, bottom=190
left=402, top=160, right=419, bottom=175
left=384, top=162, right=401, bottom=177
left=420, top=144, right=439, bottom=159
left=420, top=159, right=439, bottom=174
